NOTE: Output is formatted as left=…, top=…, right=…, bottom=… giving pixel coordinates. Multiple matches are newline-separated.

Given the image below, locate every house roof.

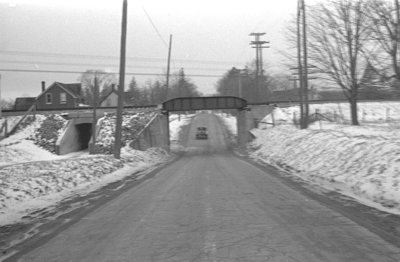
left=58, top=82, right=82, bottom=97
left=99, top=87, right=118, bottom=105
left=14, top=97, right=36, bottom=105
left=36, top=82, right=82, bottom=100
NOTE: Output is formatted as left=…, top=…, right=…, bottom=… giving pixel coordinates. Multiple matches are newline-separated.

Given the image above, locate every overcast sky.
left=0, top=0, right=320, bottom=100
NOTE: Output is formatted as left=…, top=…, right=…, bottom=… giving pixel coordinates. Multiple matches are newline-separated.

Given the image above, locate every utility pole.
left=114, top=0, right=128, bottom=159
left=165, top=34, right=173, bottom=100
left=238, top=72, right=243, bottom=98
left=289, top=67, right=317, bottom=97
left=0, top=74, right=2, bottom=118
left=249, top=33, right=269, bottom=101
left=233, top=67, right=245, bottom=98
left=91, top=74, right=98, bottom=154
left=297, top=0, right=304, bottom=129
left=395, top=0, right=400, bottom=80
left=302, top=0, right=309, bottom=126
left=295, top=0, right=310, bottom=129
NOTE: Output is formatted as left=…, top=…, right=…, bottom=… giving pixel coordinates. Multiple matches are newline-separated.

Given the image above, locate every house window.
left=60, top=92, right=67, bottom=104
left=45, top=93, right=52, bottom=104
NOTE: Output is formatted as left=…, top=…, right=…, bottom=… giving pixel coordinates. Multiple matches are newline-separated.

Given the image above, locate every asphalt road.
left=15, top=113, right=400, bottom=261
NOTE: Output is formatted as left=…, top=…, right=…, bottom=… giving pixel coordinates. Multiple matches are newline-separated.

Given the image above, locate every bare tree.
left=1, top=98, right=14, bottom=110
left=306, top=0, right=372, bottom=125
left=366, top=0, right=400, bottom=82
left=78, top=69, right=117, bottom=105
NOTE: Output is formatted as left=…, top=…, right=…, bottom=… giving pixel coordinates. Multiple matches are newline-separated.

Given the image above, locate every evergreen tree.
left=215, top=65, right=273, bottom=103
left=169, top=68, right=202, bottom=99
left=127, top=77, right=149, bottom=106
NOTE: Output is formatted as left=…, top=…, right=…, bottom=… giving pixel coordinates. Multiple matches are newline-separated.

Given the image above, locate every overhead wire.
left=142, top=7, right=169, bottom=48
left=0, top=50, right=240, bottom=65
left=0, top=59, right=228, bottom=72
left=0, top=68, right=224, bottom=78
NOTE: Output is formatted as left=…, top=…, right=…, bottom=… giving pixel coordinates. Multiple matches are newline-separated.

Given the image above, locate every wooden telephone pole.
left=297, top=0, right=309, bottom=129
left=91, top=74, right=98, bottom=154
left=165, top=34, right=173, bottom=99
left=114, top=0, right=128, bottom=159
left=249, top=33, right=269, bottom=100
left=0, top=74, right=2, bottom=118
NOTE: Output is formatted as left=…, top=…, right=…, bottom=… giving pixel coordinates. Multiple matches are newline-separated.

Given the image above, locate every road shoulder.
left=235, top=153, right=400, bottom=249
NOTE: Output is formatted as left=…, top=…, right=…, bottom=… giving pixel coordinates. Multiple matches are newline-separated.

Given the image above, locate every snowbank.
left=0, top=116, right=23, bottom=137
left=169, top=114, right=194, bottom=141
left=249, top=125, right=400, bottom=215
left=260, top=102, right=400, bottom=127
left=0, top=147, right=170, bottom=226
left=218, top=113, right=237, bottom=135
left=0, top=115, right=45, bottom=145
left=0, top=140, right=60, bottom=166
left=168, top=114, right=194, bottom=152
left=94, top=112, right=154, bottom=154
left=0, top=111, right=173, bottom=226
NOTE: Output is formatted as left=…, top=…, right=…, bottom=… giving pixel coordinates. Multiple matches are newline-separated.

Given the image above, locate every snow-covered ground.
left=218, top=113, right=237, bottom=135
left=262, top=101, right=400, bottom=126
left=0, top=116, right=23, bottom=137
left=0, top=115, right=61, bottom=166
left=3, top=102, right=400, bottom=226
left=0, top=112, right=191, bottom=226
left=248, top=102, right=400, bottom=215
left=169, top=113, right=194, bottom=151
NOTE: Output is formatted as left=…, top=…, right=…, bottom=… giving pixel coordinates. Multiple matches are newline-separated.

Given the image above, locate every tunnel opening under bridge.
left=76, top=123, right=92, bottom=150
left=56, top=117, right=95, bottom=155
left=161, top=96, right=250, bottom=149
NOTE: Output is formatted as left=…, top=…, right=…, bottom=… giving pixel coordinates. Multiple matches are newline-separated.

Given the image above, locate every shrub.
left=33, top=115, right=67, bottom=153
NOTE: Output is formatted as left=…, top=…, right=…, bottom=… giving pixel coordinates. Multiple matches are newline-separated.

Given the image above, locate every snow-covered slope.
left=261, top=101, right=400, bottom=126
left=0, top=111, right=189, bottom=226
left=247, top=102, right=400, bottom=215
left=0, top=147, right=169, bottom=226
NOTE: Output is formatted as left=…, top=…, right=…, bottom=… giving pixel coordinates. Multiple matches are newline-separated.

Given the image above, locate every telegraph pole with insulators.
left=249, top=32, right=269, bottom=101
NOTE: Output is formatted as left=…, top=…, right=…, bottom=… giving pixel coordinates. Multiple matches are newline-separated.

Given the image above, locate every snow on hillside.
left=261, top=101, right=400, bottom=126
left=169, top=114, right=194, bottom=152
left=248, top=102, right=400, bottom=215
left=169, top=113, right=194, bottom=141
left=0, top=147, right=169, bottom=226
left=0, top=112, right=179, bottom=226
left=94, top=112, right=155, bottom=154
left=0, top=116, right=23, bottom=137
left=218, top=113, right=237, bottom=135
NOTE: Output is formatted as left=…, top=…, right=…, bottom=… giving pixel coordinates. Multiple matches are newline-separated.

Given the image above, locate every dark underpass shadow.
left=76, top=123, right=92, bottom=150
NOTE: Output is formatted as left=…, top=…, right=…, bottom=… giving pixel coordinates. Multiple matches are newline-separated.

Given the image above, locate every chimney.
left=41, top=81, right=46, bottom=92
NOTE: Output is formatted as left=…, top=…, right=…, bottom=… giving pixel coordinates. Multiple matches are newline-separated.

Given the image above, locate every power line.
left=0, top=50, right=241, bottom=65
left=142, top=7, right=169, bottom=48
left=249, top=32, right=270, bottom=99
left=0, top=68, right=224, bottom=78
left=0, top=59, right=228, bottom=72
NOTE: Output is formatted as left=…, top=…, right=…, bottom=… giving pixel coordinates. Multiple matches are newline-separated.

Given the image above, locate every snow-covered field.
left=262, top=101, right=400, bottom=126
left=0, top=112, right=191, bottom=226
left=248, top=102, right=400, bottom=215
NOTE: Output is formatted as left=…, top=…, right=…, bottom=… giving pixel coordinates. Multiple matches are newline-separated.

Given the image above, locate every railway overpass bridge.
left=160, top=96, right=251, bottom=149
left=48, top=96, right=256, bottom=155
